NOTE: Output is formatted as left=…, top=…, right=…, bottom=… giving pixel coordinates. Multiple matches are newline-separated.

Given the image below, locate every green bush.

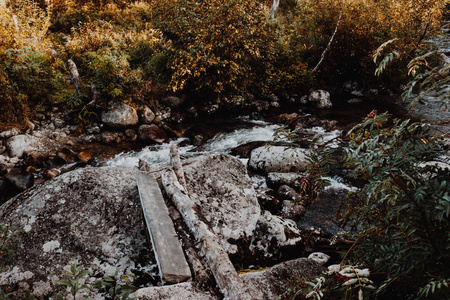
left=0, top=48, right=65, bottom=125
left=340, top=111, right=450, bottom=297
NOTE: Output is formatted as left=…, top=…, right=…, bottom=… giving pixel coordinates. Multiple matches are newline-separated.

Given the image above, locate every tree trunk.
left=271, top=0, right=280, bottom=19
left=68, top=59, right=86, bottom=95
left=161, top=169, right=254, bottom=300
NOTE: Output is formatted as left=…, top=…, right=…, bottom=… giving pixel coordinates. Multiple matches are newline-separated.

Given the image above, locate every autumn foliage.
left=0, top=0, right=449, bottom=125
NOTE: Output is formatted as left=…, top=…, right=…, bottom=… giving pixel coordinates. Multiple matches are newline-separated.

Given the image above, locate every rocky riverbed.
left=0, top=81, right=448, bottom=298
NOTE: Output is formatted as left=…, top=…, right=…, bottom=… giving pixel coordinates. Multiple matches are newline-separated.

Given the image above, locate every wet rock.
left=202, top=103, right=219, bottom=115
left=0, top=167, right=147, bottom=298
left=77, top=150, right=92, bottom=163
left=56, top=148, right=75, bottom=164
left=249, top=146, right=308, bottom=174
left=0, top=146, right=5, bottom=155
left=183, top=154, right=261, bottom=253
left=101, top=131, right=121, bottom=144
left=230, top=141, right=266, bottom=159
left=309, top=90, right=332, bottom=109
left=6, top=135, right=37, bottom=158
left=163, top=96, right=184, bottom=108
left=153, top=108, right=172, bottom=123
left=43, top=169, right=59, bottom=180
left=5, top=168, right=34, bottom=190
left=255, top=188, right=282, bottom=214
left=138, top=124, right=168, bottom=144
left=278, top=185, right=300, bottom=201
left=85, top=124, right=101, bottom=134
left=308, top=252, right=330, bottom=265
left=267, top=172, right=305, bottom=190
left=124, top=129, right=138, bottom=141
left=139, top=106, right=155, bottom=124
left=249, top=211, right=303, bottom=261
left=241, top=258, right=326, bottom=300
left=348, top=98, right=363, bottom=104
left=0, top=128, right=20, bottom=139
left=101, top=103, right=139, bottom=128
left=193, top=134, right=204, bottom=146
left=273, top=112, right=301, bottom=124
left=281, top=200, right=306, bottom=221
left=53, top=118, right=65, bottom=128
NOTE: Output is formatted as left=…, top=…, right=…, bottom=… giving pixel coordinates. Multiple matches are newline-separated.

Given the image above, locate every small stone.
left=0, top=128, right=20, bottom=139
left=101, top=103, right=139, bottom=128
left=163, top=96, right=184, bottom=108
left=6, top=135, right=36, bottom=158
left=138, top=124, right=168, bottom=144
left=308, top=252, right=330, bottom=265
left=56, top=148, right=75, bottom=164
left=139, top=106, right=155, bottom=124
left=77, top=151, right=92, bottom=163
left=281, top=200, right=306, bottom=221
left=43, top=169, right=59, bottom=180
left=101, top=132, right=121, bottom=144
left=278, top=185, right=300, bottom=201
left=193, top=134, right=204, bottom=146
left=5, top=168, right=34, bottom=190
left=309, top=90, right=332, bottom=109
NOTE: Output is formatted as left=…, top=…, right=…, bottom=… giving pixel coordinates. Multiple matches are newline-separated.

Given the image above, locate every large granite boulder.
left=182, top=154, right=261, bottom=253
left=0, top=167, right=149, bottom=298
left=249, top=146, right=308, bottom=174
left=101, top=103, right=139, bottom=128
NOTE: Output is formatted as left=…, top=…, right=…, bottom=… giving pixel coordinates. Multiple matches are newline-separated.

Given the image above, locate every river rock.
left=183, top=154, right=261, bottom=253
left=6, top=135, right=37, bottom=158
left=241, top=258, right=326, bottom=299
left=101, top=131, right=121, bottom=144
left=281, top=200, right=306, bottom=221
left=255, top=188, right=282, bottom=214
left=267, top=172, right=305, bottom=190
left=0, top=167, right=147, bottom=298
left=133, top=257, right=324, bottom=300
left=139, top=106, right=155, bottom=124
left=138, top=124, right=168, bottom=144
left=249, top=146, right=308, bottom=174
left=5, top=168, right=34, bottom=191
left=0, top=128, right=20, bottom=139
left=43, top=169, right=59, bottom=180
left=163, top=96, right=184, bottom=108
left=309, top=90, right=332, bottom=109
left=278, top=185, right=300, bottom=201
left=77, top=150, right=92, bottom=163
left=249, top=211, right=303, bottom=261
left=101, top=103, right=139, bottom=128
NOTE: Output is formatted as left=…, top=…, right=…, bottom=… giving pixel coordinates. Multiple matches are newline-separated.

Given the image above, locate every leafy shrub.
left=149, top=0, right=280, bottom=100
left=340, top=111, right=450, bottom=297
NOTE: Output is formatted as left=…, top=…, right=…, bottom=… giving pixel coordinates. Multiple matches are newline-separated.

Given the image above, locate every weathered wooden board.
left=135, top=170, right=191, bottom=284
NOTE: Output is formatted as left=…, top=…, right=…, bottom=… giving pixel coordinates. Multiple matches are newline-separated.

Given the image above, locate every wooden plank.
left=135, top=170, right=192, bottom=284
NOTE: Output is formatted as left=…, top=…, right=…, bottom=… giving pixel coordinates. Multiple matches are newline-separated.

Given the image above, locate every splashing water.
left=106, top=122, right=282, bottom=168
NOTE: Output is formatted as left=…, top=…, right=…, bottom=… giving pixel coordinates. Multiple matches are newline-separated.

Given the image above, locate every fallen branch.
left=161, top=169, right=253, bottom=300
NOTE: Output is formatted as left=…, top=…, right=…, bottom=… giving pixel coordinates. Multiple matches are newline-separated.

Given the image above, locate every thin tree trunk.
left=312, top=1, right=343, bottom=73
left=68, top=59, right=86, bottom=95
left=271, top=0, right=280, bottom=19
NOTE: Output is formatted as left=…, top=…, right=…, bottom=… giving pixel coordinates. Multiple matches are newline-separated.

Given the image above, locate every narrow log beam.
left=136, top=170, right=192, bottom=284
